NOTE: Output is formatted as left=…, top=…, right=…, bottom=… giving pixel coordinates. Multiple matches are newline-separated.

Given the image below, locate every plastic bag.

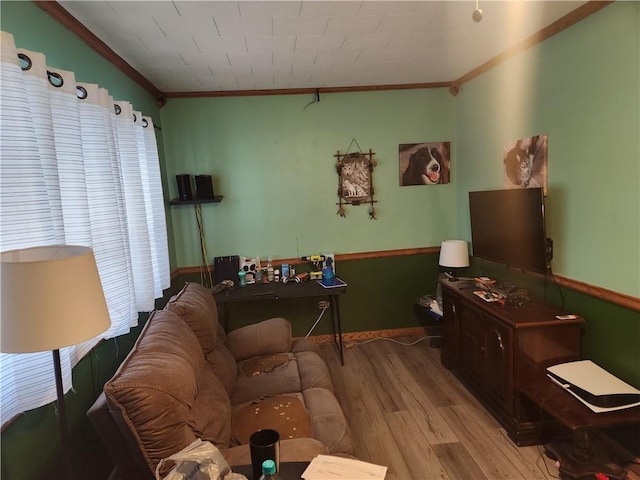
left=156, top=439, right=247, bottom=480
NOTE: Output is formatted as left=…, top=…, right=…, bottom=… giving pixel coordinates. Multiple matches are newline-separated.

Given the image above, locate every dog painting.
left=503, top=134, right=548, bottom=194
left=399, top=142, right=450, bottom=186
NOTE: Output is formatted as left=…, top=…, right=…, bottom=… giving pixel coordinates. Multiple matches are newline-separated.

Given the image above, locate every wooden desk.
left=519, top=379, right=640, bottom=480
left=215, top=279, right=347, bottom=365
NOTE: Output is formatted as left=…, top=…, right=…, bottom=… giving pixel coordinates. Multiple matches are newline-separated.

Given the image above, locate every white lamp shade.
left=1, top=245, right=111, bottom=353
left=439, top=240, right=470, bottom=268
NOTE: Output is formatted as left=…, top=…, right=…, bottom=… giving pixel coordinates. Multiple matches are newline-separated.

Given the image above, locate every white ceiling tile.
left=357, top=48, right=420, bottom=64
left=357, top=1, right=425, bottom=16
left=377, top=14, right=437, bottom=34
left=106, top=1, right=181, bottom=17
left=98, top=15, right=165, bottom=38
left=212, top=64, right=253, bottom=77
left=132, top=52, right=188, bottom=67
left=200, top=72, right=238, bottom=87
left=386, top=30, right=444, bottom=50
left=239, top=1, right=301, bottom=18
left=227, top=52, right=273, bottom=66
left=316, top=50, right=361, bottom=65
left=180, top=52, right=231, bottom=66
left=273, top=51, right=316, bottom=64
left=312, top=70, right=347, bottom=83
left=173, top=1, right=241, bottom=18
left=341, top=33, right=393, bottom=50
left=136, top=35, right=200, bottom=54
left=292, top=63, right=332, bottom=77
left=251, top=64, right=293, bottom=77
left=59, top=0, right=589, bottom=93
left=166, top=65, right=215, bottom=78
left=214, top=15, right=273, bottom=36
left=294, top=35, right=345, bottom=53
left=325, top=15, right=383, bottom=35
left=193, top=36, right=247, bottom=54
left=273, top=16, right=329, bottom=36
left=246, top=36, right=296, bottom=54
left=153, top=16, right=217, bottom=38
left=300, top=2, right=362, bottom=17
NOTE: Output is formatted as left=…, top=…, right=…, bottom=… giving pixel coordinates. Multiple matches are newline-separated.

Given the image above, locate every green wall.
left=453, top=2, right=639, bottom=384
left=455, top=2, right=639, bottom=299
left=160, top=89, right=457, bottom=266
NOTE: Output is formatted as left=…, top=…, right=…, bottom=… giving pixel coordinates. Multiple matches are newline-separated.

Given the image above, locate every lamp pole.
left=53, top=349, right=74, bottom=480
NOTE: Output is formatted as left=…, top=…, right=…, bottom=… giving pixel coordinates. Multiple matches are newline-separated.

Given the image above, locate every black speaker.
left=195, top=175, right=215, bottom=199
left=175, top=174, right=193, bottom=201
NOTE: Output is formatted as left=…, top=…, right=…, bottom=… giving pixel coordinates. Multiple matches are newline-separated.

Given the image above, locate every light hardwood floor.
left=318, top=335, right=638, bottom=480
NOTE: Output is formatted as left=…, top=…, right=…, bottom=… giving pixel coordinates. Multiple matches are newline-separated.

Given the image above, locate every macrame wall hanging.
left=335, top=138, right=378, bottom=219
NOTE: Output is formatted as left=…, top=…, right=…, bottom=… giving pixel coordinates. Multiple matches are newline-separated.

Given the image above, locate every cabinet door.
left=482, top=319, right=513, bottom=416
left=458, top=300, right=484, bottom=385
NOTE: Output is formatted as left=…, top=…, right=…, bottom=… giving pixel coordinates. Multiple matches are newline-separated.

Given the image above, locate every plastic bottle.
left=258, top=459, right=280, bottom=480
left=267, top=257, right=274, bottom=282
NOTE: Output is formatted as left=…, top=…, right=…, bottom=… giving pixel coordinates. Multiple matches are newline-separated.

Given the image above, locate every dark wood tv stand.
left=519, top=379, right=640, bottom=480
left=440, top=280, right=584, bottom=445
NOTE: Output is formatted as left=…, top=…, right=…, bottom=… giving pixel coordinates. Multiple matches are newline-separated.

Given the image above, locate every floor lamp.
left=1, top=245, right=111, bottom=480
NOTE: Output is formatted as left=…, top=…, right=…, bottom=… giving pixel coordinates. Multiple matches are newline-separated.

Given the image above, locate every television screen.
left=469, top=188, right=548, bottom=274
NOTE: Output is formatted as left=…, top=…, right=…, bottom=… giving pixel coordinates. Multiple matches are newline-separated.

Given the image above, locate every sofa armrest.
left=87, top=392, right=154, bottom=480
left=226, top=317, right=292, bottom=361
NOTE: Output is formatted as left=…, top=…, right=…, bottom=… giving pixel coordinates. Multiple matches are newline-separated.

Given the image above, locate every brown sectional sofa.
left=88, top=282, right=353, bottom=479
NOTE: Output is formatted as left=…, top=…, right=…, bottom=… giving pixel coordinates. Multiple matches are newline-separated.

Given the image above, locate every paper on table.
left=302, top=455, right=387, bottom=480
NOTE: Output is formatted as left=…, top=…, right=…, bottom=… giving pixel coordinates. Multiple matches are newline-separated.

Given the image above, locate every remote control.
left=555, top=314, right=578, bottom=320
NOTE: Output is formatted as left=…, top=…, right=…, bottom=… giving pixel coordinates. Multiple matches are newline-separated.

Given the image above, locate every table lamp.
left=439, top=240, right=470, bottom=280
left=1, top=245, right=111, bottom=480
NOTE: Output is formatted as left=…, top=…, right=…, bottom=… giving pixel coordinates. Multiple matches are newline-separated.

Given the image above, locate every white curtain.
left=0, top=31, right=170, bottom=424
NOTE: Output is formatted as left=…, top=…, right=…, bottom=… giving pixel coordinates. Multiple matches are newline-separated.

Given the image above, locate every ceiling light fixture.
left=472, top=0, right=483, bottom=22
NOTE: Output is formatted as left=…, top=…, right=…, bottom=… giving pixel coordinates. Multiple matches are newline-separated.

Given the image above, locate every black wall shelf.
left=169, top=195, right=223, bottom=206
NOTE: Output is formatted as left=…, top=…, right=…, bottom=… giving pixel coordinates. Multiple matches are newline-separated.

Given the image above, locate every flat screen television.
left=469, top=187, right=548, bottom=274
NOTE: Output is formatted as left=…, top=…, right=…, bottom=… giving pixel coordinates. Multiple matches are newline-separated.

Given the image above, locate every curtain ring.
left=76, top=86, right=88, bottom=100
left=47, top=70, right=64, bottom=88
left=17, top=53, right=32, bottom=71
left=142, top=118, right=149, bottom=128
left=114, top=104, right=121, bottom=115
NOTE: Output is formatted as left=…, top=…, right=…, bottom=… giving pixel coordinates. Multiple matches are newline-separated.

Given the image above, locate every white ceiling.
left=58, top=1, right=588, bottom=94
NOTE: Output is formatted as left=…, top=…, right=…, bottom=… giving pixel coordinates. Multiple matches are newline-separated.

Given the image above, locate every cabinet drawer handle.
left=491, top=329, right=505, bottom=351
left=452, top=304, right=456, bottom=314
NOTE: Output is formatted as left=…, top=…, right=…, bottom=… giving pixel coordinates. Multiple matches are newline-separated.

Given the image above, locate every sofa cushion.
left=226, top=317, right=292, bottom=361
left=165, top=282, right=220, bottom=353
left=231, top=353, right=302, bottom=405
left=230, top=388, right=353, bottom=456
left=302, top=388, right=353, bottom=455
left=295, top=351, right=334, bottom=393
left=231, top=395, right=314, bottom=445
left=104, top=310, right=232, bottom=473
left=205, top=345, right=238, bottom=396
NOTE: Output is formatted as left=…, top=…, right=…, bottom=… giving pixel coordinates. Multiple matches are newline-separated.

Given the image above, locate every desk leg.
left=545, top=428, right=628, bottom=480
left=329, top=295, right=344, bottom=366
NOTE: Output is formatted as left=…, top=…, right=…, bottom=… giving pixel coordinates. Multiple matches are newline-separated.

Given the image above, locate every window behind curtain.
left=0, top=31, right=170, bottom=424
